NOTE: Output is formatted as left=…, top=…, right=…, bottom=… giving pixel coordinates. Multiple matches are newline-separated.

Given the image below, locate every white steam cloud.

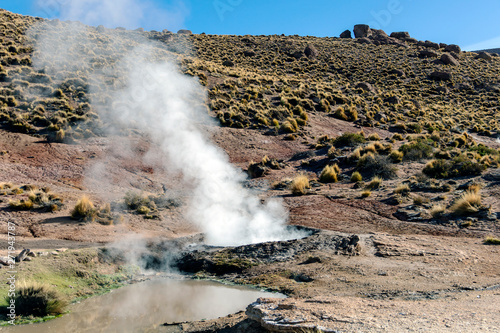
left=30, top=1, right=306, bottom=247
left=110, top=52, right=296, bottom=246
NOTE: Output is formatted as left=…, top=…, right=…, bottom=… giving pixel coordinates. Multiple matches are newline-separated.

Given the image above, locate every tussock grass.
left=291, top=174, right=310, bottom=196
left=484, top=237, right=500, bottom=245
left=319, top=164, right=339, bottom=183
left=394, top=183, right=410, bottom=195
left=366, top=176, right=382, bottom=190
left=430, top=204, right=446, bottom=218
left=361, top=190, right=371, bottom=197
left=71, top=195, right=96, bottom=221
left=451, top=191, right=482, bottom=216
left=350, top=171, right=362, bottom=182
left=9, top=280, right=67, bottom=316
left=9, top=199, right=34, bottom=210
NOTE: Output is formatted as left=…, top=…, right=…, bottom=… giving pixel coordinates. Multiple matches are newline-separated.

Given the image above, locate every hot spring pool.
left=5, top=278, right=285, bottom=333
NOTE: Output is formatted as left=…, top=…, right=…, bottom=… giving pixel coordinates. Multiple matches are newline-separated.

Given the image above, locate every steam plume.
left=30, top=1, right=306, bottom=246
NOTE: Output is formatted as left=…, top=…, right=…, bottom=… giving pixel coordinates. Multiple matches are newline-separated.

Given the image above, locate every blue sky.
left=1, top=0, right=500, bottom=50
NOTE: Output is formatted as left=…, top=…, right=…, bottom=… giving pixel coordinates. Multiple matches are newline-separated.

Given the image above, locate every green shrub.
left=333, top=133, right=365, bottom=148
left=357, top=154, right=396, bottom=179
left=399, top=142, right=433, bottom=161
left=484, top=237, right=500, bottom=245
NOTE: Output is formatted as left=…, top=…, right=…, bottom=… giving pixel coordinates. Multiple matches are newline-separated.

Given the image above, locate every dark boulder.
left=353, top=24, right=372, bottom=38
left=177, top=29, right=192, bottom=34
left=445, top=44, right=461, bottom=53
left=430, top=71, right=452, bottom=81
left=222, top=60, right=235, bottom=67
left=304, top=44, right=319, bottom=59
left=357, top=37, right=373, bottom=45
left=356, top=82, right=375, bottom=93
left=340, top=30, right=352, bottom=38
left=419, top=49, right=439, bottom=58
left=441, top=53, right=460, bottom=66
left=476, top=52, right=493, bottom=61
left=390, top=31, right=410, bottom=39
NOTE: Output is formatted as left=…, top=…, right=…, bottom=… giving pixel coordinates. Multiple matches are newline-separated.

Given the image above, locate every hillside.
left=0, top=8, right=500, bottom=332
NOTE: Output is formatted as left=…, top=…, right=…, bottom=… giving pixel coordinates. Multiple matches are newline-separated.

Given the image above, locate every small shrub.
left=450, top=191, right=482, bottom=216
left=9, top=199, right=34, bottom=210
left=484, top=237, right=500, bottom=245
left=361, top=190, right=372, bottom=197
left=9, top=281, right=67, bottom=317
left=71, top=195, right=96, bottom=221
left=367, top=133, right=380, bottom=141
left=291, top=174, right=310, bottom=196
left=350, top=171, right=362, bottom=182
left=357, top=154, right=396, bottom=179
left=413, top=195, right=430, bottom=205
left=399, top=141, right=433, bottom=161
left=389, top=150, right=404, bottom=163
left=333, top=133, right=365, bottom=148
left=366, top=176, right=382, bottom=190
left=430, top=204, right=446, bottom=218
left=319, top=165, right=338, bottom=183
left=394, top=183, right=410, bottom=195
left=423, top=159, right=450, bottom=178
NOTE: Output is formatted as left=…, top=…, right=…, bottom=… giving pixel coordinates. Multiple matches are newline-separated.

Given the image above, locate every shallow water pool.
left=4, top=278, right=284, bottom=333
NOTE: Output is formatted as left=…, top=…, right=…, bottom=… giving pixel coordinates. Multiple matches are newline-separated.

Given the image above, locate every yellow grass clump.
left=290, top=174, right=310, bottom=196
left=71, top=195, right=96, bottom=221
left=450, top=191, right=482, bottom=216
left=319, top=164, right=339, bottom=183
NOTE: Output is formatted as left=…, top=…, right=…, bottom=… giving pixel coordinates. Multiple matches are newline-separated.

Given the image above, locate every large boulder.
left=304, top=44, right=319, bottom=59
left=340, top=30, right=352, bottom=38
left=441, top=53, right=460, bottom=66
left=445, top=44, right=461, bottom=53
left=390, top=31, right=410, bottom=39
left=418, top=40, right=440, bottom=49
left=476, top=52, right=493, bottom=61
left=419, top=49, right=439, bottom=58
left=430, top=71, right=452, bottom=81
left=353, top=24, right=372, bottom=38
left=177, top=29, right=192, bottom=34
left=357, top=37, right=373, bottom=45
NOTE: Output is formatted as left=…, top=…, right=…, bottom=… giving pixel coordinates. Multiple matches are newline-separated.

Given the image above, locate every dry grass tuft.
left=394, top=183, right=410, bottom=195
left=319, top=165, right=338, bottom=183
left=71, top=195, right=96, bottom=221
left=10, top=280, right=67, bottom=316
left=450, top=191, right=482, bottom=216
left=350, top=171, right=362, bottom=182
left=430, top=204, right=446, bottom=218
left=291, top=174, right=310, bottom=196
left=484, top=236, right=500, bottom=245
left=366, top=176, right=382, bottom=190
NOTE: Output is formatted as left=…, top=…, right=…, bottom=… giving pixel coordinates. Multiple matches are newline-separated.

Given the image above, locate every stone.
left=38, top=252, right=49, bottom=256
left=390, top=31, right=410, bottom=39
left=430, top=71, right=452, bottom=81
left=353, top=24, right=372, bottom=38
left=291, top=50, right=304, bottom=59
left=445, top=44, right=461, bottom=53
left=476, top=52, right=492, bottom=61
left=356, top=82, right=375, bottom=93
left=23, top=257, right=32, bottom=262
left=243, top=50, right=256, bottom=57
left=371, top=29, right=388, bottom=38
left=339, top=30, right=352, bottom=38
left=357, top=37, right=373, bottom=45
left=56, top=248, right=68, bottom=252
left=441, top=53, right=460, bottom=66
left=304, top=44, right=318, bottom=59
left=222, top=60, right=235, bottom=67
left=418, top=40, right=440, bottom=49
left=177, top=29, right=192, bottom=35
left=15, top=249, right=30, bottom=263
left=419, top=49, right=439, bottom=58
left=27, top=251, right=36, bottom=257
